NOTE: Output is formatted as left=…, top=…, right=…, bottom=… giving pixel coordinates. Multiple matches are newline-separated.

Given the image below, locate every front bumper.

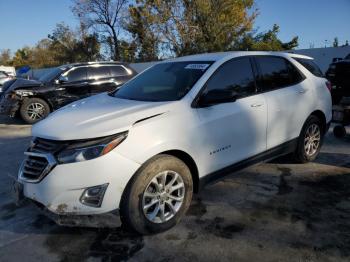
left=0, top=94, right=20, bottom=117
left=32, top=198, right=122, bottom=228
left=18, top=150, right=141, bottom=216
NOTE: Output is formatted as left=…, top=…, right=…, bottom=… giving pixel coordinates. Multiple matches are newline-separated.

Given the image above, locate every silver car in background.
left=0, top=71, right=13, bottom=90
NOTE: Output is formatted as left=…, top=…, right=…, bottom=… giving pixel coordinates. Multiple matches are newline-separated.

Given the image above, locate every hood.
left=3, top=78, right=43, bottom=93
left=32, top=93, right=172, bottom=140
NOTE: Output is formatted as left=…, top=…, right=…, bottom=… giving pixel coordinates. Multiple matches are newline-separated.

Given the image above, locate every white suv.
left=16, top=52, right=332, bottom=234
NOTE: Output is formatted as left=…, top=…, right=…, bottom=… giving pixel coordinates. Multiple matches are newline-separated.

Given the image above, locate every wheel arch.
left=23, top=95, right=54, bottom=111
left=309, top=110, right=327, bottom=134
left=160, top=150, right=200, bottom=193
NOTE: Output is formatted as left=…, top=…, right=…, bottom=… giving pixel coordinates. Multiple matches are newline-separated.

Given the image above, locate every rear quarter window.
left=294, top=58, right=324, bottom=77
left=255, top=56, right=305, bottom=91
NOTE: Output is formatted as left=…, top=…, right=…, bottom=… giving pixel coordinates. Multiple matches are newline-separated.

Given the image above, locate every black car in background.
left=326, top=53, right=350, bottom=104
left=0, top=62, right=137, bottom=123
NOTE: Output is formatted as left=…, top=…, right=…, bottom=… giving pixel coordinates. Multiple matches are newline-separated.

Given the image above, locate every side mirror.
left=198, top=89, right=238, bottom=107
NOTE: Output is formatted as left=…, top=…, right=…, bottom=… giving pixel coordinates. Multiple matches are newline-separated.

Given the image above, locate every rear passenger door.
left=109, top=65, right=133, bottom=87
left=254, top=56, right=310, bottom=149
left=88, top=65, right=116, bottom=95
left=88, top=65, right=131, bottom=95
left=196, top=57, right=267, bottom=174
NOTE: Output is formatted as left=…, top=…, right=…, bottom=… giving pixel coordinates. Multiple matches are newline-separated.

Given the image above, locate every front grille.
left=30, top=137, right=65, bottom=153
left=22, top=155, right=49, bottom=180
left=19, top=138, right=60, bottom=183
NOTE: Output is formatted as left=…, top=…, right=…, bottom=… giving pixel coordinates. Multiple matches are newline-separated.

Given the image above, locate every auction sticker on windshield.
left=185, top=64, right=210, bottom=70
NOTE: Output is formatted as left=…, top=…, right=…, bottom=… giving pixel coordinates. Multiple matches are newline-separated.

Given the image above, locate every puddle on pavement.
left=44, top=225, right=144, bottom=262
left=277, top=167, right=293, bottom=195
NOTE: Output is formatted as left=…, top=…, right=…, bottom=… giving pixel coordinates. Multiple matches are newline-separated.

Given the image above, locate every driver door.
left=56, top=66, right=90, bottom=106
left=195, top=57, right=267, bottom=174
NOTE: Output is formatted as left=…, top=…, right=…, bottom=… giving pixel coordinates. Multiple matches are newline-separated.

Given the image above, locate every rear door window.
left=110, top=65, right=128, bottom=77
left=203, top=57, right=256, bottom=99
left=88, top=66, right=111, bottom=79
left=255, top=56, right=304, bottom=91
left=294, top=58, right=323, bottom=77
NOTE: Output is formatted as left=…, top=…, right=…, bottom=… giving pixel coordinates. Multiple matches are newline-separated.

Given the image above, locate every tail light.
left=325, top=81, right=332, bottom=92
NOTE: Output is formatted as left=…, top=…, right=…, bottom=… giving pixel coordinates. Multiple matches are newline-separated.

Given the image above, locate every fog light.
left=80, top=183, right=108, bottom=207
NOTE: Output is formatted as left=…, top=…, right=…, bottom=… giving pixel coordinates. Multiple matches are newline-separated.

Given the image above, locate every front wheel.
left=20, top=98, right=50, bottom=124
left=294, top=115, right=324, bottom=163
left=120, top=154, right=193, bottom=235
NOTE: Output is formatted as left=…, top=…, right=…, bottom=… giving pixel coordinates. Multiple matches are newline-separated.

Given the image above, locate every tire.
left=333, top=125, right=346, bottom=138
left=20, top=98, right=50, bottom=124
left=120, top=154, right=193, bottom=235
left=294, top=115, right=324, bottom=163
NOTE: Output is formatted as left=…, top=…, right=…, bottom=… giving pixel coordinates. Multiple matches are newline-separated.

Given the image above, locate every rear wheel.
left=294, top=115, right=324, bottom=163
left=120, top=154, right=193, bottom=235
left=20, top=98, right=50, bottom=124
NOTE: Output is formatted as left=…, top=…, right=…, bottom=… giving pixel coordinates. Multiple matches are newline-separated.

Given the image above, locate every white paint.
left=22, top=51, right=332, bottom=216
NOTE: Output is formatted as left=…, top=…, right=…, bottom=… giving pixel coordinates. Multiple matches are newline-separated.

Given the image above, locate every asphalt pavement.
left=0, top=115, right=349, bottom=262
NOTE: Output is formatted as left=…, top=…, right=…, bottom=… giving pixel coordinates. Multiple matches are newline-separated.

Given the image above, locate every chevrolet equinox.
left=16, top=52, right=332, bottom=234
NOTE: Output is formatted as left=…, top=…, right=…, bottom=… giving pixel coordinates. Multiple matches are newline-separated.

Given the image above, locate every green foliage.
left=236, top=24, right=298, bottom=51
left=0, top=49, right=11, bottom=66
left=5, top=0, right=301, bottom=67
left=126, top=0, right=257, bottom=57
left=127, top=3, right=159, bottom=61
left=5, top=23, right=101, bottom=69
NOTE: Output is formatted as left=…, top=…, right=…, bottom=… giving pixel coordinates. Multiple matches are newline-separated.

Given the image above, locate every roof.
left=167, top=51, right=313, bottom=63
left=61, top=61, right=129, bottom=68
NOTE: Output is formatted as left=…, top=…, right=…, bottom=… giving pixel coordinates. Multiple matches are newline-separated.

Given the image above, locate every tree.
left=0, top=49, right=11, bottom=66
left=49, top=22, right=101, bottom=63
left=72, top=0, right=129, bottom=61
left=236, top=24, right=298, bottom=51
left=127, top=3, right=159, bottom=61
left=125, top=0, right=257, bottom=57
left=11, top=47, right=34, bottom=68
left=333, top=37, right=339, bottom=47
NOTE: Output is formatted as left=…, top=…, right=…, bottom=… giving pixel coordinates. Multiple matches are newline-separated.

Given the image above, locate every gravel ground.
left=0, top=115, right=349, bottom=262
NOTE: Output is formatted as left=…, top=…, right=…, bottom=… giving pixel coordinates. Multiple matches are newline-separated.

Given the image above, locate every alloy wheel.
left=142, top=170, right=185, bottom=224
left=27, top=103, right=45, bottom=120
left=304, top=123, right=321, bottom=157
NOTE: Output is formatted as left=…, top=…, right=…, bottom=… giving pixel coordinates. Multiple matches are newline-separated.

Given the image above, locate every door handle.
left=56, top=87, right=66, bottom=91
left=251, top=103, right=263, bottom=108
left=298, top=89, right=308, bottom=94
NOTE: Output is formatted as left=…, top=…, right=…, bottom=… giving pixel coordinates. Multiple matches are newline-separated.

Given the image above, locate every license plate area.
left=333, top=111, right=344, bottom=121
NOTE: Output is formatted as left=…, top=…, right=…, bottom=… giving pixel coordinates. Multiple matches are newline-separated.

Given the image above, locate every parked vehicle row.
left=326, top=53, right=350, bottom=104
left=14, top=51, right=332, bottom=234
left=0, top=62, right=137, bottom=123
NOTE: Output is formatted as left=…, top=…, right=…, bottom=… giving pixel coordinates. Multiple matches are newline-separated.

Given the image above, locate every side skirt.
left=198, top=138, right=298, bottom=191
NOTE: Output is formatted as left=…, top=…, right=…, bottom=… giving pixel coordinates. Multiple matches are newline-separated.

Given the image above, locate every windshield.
left=38, top=67, right=66, bottom=83
left=114, top=61, right=213, bottom=102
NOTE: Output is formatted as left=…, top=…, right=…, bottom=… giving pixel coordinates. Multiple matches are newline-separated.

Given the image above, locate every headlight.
left=57, top=132, right=128, bottom=164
